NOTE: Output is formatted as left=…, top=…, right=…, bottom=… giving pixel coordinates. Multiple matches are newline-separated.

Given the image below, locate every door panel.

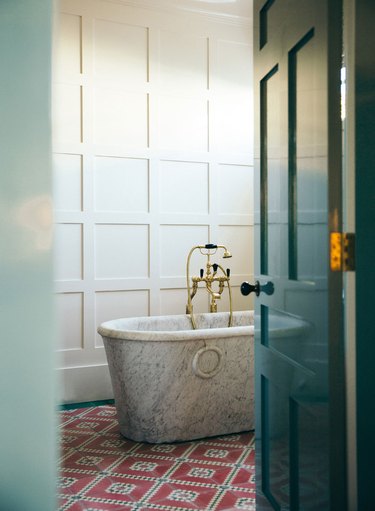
left=354, top=2, right=375, bottom=508
left=253, top=0, right=344, bottom=509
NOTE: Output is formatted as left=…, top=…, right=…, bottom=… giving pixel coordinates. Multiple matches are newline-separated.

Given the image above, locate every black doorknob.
left=241, top=280, right=274, bottom=297
left=240, top=281, right=260, bottom=296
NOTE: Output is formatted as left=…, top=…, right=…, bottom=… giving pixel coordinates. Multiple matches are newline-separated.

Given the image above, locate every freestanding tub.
left=98, top=311, right=254, bottom=443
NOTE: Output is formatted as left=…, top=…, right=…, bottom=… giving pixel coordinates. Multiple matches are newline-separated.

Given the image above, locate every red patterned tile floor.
left=58, top=405, right=255, bottom=511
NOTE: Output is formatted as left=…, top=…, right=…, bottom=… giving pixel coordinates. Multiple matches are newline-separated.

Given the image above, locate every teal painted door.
left=355, top=1, right=375, bottom=508
left=251, top=0, right=345, bottom=509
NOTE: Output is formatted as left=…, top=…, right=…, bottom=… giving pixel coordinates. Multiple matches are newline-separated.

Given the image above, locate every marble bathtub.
left=98, top=311, right=254, bottom=443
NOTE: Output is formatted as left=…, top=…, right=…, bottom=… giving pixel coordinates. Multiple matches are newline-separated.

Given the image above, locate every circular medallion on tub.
left=192, top=346, right=223, bottom=379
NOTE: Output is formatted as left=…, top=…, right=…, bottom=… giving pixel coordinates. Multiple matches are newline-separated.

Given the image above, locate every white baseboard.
left=57, top=364, right=114, bottom=404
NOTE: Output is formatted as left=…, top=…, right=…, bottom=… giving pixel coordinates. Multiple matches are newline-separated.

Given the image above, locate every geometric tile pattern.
left=58, top=405, right=255, bottom=510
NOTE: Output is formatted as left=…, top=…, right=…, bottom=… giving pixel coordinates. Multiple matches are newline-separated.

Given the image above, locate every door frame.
left=342, top=0, right=356, bottom=508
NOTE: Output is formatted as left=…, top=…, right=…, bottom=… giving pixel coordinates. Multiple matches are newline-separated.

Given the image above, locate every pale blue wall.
left=0, top=1, right=56, bottom=510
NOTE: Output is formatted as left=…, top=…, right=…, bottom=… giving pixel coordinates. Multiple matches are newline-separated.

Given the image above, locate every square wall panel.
left=217, top=225, right=253, bottom=276
left=160, top=225, right=209, bottom=277
left=52, top=84, right=82, bottom=144
left=55, top=13, right=82, bottom=76
left=160, top=288, right=209, bottom=316
left=93, top=19, right=148, bottom=83
left=95, top=290, right=149, bottom=347
left=54, top=223, right=83, bottom=281
left=217, top=285, right=253, bottom=313
left=94, top=156, right=149, bottom=212
left=95, top=224, right=149, bottom=279
left=218, top=164, right=253, bottom=215
left=158, top=95, right=208, bottom=152
left=211, top=97, right=252, bottom=153
left=53, top=153, right=82, bottom=212
left=159, top=31, right=208, bottom=91
left=55, top=292, right=83, bottom=351
left=213, top=40, right=252, bottom=94
left=160, top=161, right=208, bottom=214
left=94, top=88, right=148, bottom=148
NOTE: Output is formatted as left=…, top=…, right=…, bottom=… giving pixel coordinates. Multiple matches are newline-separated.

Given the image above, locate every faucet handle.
left=200, top=268, right=204, bottom=278
left=226, top=268, right=230, bottom=278
left=212, top=263, right=218, bottom=272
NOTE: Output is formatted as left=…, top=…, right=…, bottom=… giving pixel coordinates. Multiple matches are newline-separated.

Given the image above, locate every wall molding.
left=58, top=364, right=113, bottom=403
left=101, top=0, right=252, bottom=26
left=54, top=0, right=254, bottom=401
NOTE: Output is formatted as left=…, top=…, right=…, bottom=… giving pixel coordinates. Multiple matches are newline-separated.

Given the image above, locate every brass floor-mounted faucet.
left=186, top=243, right=233, bottom=329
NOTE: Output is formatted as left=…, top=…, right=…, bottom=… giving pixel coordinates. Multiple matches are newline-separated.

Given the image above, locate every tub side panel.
left=104, top=332, right=254, bottom=443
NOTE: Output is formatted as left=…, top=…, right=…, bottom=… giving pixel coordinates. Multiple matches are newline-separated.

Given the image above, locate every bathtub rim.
left=98, top=311, right=254, bottom=342
left=98, top=308, right=311, bottom=343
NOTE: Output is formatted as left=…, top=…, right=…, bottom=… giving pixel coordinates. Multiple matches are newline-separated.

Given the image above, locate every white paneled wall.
left=53, top=0, right=254, bottom=402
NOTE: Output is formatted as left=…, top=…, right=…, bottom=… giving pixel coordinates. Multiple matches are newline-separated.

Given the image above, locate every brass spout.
left=186, top=244, right=233, bottom=329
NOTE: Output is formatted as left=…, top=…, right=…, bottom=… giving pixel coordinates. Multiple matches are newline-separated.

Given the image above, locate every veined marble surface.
left=98, top=311, right=254, bottom=443
left=98, top=310, right=254, bottom=341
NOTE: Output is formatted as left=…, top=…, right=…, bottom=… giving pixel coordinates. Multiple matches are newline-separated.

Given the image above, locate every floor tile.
left=168, top=460, right=233, bottom=485
left=84, top=474, right=157, bottom=504
left=145, top=481, right=219, bottom=509
left=228, top=466, right=256, bottom=488
left=57, top=473, right=101, bottom=497
left=213, top=488, right=256, bottom=510
left=133, top=441, right=194, bottom=460
left=112, top=455, right=178, bottom=479
left=185, top=443, right=246, bottom=465
left=80, top=434, right=137, bottom=456
left=58, top=405, right=255, bottom=511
